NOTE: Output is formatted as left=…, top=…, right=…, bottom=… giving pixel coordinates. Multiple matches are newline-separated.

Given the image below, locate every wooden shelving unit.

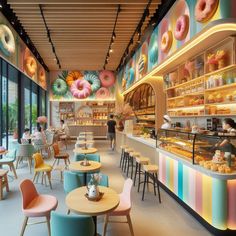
left=164, top=37, right=236, bottom=118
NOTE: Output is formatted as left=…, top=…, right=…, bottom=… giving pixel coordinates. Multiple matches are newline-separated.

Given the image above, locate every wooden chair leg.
left=127, top=214, right=134, bottom=236
left=52, top=159, right=57, bottom=167
left=27, top=158, right=32, bottom=174
left=20, top=216, right=28, bottom=236
left=47, top=172, right=52, bottom=189
left=16, top=157, right=20, bottom=169
left=10, top=163, right=18, bottom=179
left=5, top=175, right=9, bottom=192
left=102, top=214, right=109, bottom=236
left=46, top=215, right=51, bottom=236
left=32, top=172, right=38, bottom=183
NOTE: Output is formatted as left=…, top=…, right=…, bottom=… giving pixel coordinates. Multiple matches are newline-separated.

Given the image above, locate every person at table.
left=215, top=118, right=236, bottom=153
left=107, top=114, right=116, bottom=150
left=21, top=128, right=31, bottom=143
left=161, top=115, right=171, bottom=129
left=32, top=126, right=47, bottom=144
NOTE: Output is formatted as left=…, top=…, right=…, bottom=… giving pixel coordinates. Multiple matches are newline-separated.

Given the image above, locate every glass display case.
left=157, top=129, right=236, bottom=173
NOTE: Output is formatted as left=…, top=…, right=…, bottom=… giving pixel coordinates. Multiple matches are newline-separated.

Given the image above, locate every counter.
left=157, top=148, right=236, bottom=234
left=115, top=131, right=236, bottom=234
left=68, top=125, right=107, bottom=138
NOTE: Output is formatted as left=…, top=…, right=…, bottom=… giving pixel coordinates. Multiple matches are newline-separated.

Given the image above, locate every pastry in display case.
left=157, top=129, right=236, bottom=174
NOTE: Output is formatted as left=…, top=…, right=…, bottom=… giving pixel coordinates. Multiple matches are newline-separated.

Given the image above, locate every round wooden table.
left=66, top=186, right=119, bottom=236
left=73, top=147, right=97, bottom=154
left=69, top=161, right=101, bottom=185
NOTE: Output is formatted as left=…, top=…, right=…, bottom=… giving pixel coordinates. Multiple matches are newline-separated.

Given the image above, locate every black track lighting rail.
left=39, top=4, right=61, bottom=70
left=103, top=4, right=121, bottom=70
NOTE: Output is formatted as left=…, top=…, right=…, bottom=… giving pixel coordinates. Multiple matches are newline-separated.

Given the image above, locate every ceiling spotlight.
left=112, top=32, right=116, bottom=40
left=20, top=29, right=23, bottom=35
left=11, top=20, right=15, bottom=25
left=0, top=4, right=3, bottom=9
left=109, top=48, right=113, bottom=53
left=111, top=39, right=114, bottom=45
left=53, top=58, right=57, bottom=61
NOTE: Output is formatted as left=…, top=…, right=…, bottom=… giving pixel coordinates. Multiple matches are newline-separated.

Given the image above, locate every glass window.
left=32, top=82, right=38, bottom=132
left=8, top=65, right=18, bottom=147
left=1, top=60, right=7, bottom=147
left=24, top=77, right=31, bottom=131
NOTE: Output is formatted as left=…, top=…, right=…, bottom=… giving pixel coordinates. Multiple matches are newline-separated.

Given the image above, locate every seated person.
left=21, top=128, right=31, bottom=143
left=32, top=126, right=47, bottom=144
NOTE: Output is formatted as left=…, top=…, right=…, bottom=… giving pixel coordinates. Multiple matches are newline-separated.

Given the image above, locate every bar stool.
left=134, top=156, right=149, bottom=188
left=0, top=169, right=9, bottom=200
left=127, top=152, right=141, bottom=179
left=141, top=164, right=161, bottom=203
left=122, top=148, right=134, bottom=172
left=119, top=145, right=128, bottom=168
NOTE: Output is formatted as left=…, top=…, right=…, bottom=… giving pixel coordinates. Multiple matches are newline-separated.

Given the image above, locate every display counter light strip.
left=122, top=22, right=236, bottom=96
left=158, top=153, right=236, bottom=230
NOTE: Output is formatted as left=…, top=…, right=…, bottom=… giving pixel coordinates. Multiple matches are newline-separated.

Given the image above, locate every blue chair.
left=75, top=153, right=100, bottom=162
left=0, top=149, right=17, bottom=179
left=63, top=171, right=84, bottom=194
left=50, top=211, right=95, bottom=236
left=86, top=173, right=109, bottom=187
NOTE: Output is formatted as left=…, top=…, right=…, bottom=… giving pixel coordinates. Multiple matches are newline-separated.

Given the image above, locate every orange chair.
left=103, top=178, right=134, bottom=236
left=32, top=153, right=53, bottom=189
left=52, top=143, right=70, bottom=168
left=19, top=179, right=58, bottom=236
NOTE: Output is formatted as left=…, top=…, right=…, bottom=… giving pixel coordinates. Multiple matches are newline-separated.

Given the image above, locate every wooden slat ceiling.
left=9, top=0, right=162, bottom=71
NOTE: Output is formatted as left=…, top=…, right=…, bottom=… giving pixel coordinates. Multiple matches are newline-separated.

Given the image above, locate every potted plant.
left=87, top=173, right=102, bottom=199
left=115, top=103, right=133, bottom=131
left=36, top=116, right=47, bottom=130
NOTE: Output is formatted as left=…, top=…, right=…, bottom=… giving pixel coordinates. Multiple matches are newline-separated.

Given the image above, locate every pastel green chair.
left=16, top=144, right=35, bottom=173
left=50, top=211, right=95, bottom=236
left=63, top=171, right=84, bottom=194
left=75, top=153, right=100, bottom=162
left=0, top=149, right=17, bottom=179
left=86, top=173, right=109, bottom=187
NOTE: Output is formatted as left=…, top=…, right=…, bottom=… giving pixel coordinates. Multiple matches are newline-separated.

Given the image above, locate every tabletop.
left=73, top=147, right=98, bottom=154
left=69, top=161, right=101, bottom=173
left=66, top=186, right=119, bottom=216
left=0, top=150, right=8, bottom=156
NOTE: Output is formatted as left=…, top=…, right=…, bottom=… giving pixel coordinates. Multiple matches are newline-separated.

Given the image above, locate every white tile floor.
left=0, top=141, right=211, bottom=236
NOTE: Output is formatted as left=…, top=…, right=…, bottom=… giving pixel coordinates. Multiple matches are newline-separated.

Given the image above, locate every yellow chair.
left=32, top=153, right=53, bottom=189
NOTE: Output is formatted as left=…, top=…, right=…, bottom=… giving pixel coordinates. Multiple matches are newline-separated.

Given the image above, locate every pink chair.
left=19, top=179, right=58, bottom=236
left=103, top=178, right=134, bottom=236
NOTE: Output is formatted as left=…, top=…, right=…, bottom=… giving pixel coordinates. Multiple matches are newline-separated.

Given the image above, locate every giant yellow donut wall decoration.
left=0, top=24, right=15, bottom=56
left=24, top=56, right=37, bottom=77
left=39, top=67, right=46, bottom=87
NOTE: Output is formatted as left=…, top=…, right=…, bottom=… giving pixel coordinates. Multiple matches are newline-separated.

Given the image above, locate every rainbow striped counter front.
left=157, top=148, right=236, bottom=234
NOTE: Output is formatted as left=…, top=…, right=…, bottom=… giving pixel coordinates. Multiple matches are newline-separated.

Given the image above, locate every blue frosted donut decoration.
left=126, top=67, right=135, bottom=88
left=84, top=73, right=101, bottom=93
left=0, top=24, right=15, bottom=56
left=150, top=43, right=158, bottom=65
